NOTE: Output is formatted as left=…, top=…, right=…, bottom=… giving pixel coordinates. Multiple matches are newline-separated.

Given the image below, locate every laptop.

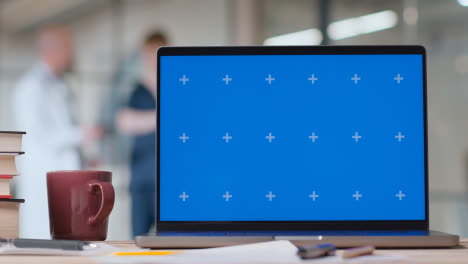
left=136, top=45, right=459, bottom=248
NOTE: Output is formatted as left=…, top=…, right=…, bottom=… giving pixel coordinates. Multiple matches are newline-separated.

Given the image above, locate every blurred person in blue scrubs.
left=13, top=25, right=103, bottom=238
left=116, top=32, right=167, bottom=236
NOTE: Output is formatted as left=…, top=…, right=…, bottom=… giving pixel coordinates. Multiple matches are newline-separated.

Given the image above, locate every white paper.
left=94, top=240, right=407, bottom=264
left=300, top=255, right=406, bottom=263
left=95, top=240, right=301, bottom=264
left=177, top=240, right=302, bottom=263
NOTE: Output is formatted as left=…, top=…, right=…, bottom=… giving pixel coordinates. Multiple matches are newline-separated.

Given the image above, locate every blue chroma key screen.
left=159, top=54, right=425, bottom=221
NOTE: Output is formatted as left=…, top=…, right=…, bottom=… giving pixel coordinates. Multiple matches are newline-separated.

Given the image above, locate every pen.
left=340, top=246, right=375, bottom=259
left=0, top=238, right=98, bottom=251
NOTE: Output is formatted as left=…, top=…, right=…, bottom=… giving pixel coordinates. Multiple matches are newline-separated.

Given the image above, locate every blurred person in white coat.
left=13, top=25, right=102, bottom=238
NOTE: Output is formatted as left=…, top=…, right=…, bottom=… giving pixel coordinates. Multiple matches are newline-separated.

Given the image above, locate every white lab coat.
left=13, top=62, right=82, bottom=239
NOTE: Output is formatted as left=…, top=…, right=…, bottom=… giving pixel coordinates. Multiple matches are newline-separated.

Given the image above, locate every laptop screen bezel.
left=157, top=45, right=428, bottom=231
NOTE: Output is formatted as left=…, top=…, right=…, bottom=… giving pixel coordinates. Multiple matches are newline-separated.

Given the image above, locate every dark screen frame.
left=156, top=46, right=428, bottom=232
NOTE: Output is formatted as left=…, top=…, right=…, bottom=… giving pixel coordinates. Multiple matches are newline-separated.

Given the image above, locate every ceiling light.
left=327, top=10, right=398, bottom=40
left=264, top=28, right=323, bottom=46
left=457, top=0, right=468, bottom=6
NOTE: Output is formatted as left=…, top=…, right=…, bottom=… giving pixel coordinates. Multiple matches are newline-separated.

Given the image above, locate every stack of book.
left=0, top=131, right=25, bottom=238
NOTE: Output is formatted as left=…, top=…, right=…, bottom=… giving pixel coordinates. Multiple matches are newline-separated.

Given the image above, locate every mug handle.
left=88, top=182, right=115, bottom=226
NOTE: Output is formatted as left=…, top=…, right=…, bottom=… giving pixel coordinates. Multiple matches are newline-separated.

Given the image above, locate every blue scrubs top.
left=127, top=83, right=156, bottom=193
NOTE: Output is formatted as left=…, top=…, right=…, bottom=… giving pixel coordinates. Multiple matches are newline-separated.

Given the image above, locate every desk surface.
left=0, top=239, right=467, bottom=264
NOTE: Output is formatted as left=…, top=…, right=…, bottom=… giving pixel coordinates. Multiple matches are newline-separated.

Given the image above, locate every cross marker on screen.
left=351, top=74, right=361, bottom=84
left=353, top=191, right=363, bottom=201
left=309, top=132, right=319, bottom=142
left=309, top=191, right=319, bottom=201
left=179, top=75, right=189, bottom=85
left=179, top=133, right=189, bottom=143
left=352, top=132, right=362, bottom=142
left=265, top=74, right=275, bottom=84
left=222, top=75, right=232, bottom=84
left=308, top=74, right=318, bottom=84
left=266, top=191, right=276, bottom=201
left=394, top=74, right=404, bottom=84
left=223, top=191, right=232, bottom=201
left=396, top=190, right=406, bottom=200
left=179, top=192, right=189, bottom=201
left=222, top=133, right=232, bottom=143
left=395, top=132, right=405, bottom=142
left=265, top=132, right=275, bottom=142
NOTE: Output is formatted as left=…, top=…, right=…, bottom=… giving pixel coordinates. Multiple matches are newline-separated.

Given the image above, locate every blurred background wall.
left=1, top=0, right=468, bottom=240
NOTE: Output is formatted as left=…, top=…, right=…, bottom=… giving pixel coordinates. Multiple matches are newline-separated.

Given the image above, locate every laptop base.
left=135, top=230, right=459, bottom=249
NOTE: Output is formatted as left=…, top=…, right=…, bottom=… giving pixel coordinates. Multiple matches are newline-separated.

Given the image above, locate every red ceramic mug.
left=47, top=170, right=115, bottom=240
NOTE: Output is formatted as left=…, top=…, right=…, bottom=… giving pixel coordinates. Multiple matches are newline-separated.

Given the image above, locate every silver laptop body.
left=136, top=45, right=458, bottom=248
